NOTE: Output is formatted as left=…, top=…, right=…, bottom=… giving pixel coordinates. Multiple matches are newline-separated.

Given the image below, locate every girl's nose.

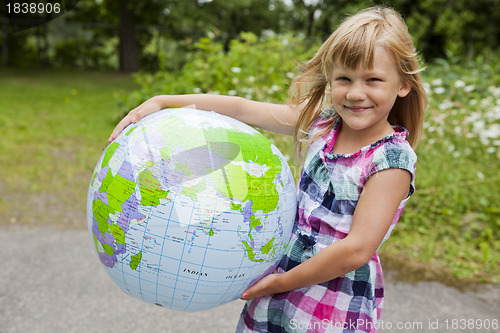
left=346, top=82, right=366, bottom=100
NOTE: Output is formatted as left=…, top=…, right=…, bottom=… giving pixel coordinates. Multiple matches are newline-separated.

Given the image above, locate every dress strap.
left=319, top=106, right=336, bottom=119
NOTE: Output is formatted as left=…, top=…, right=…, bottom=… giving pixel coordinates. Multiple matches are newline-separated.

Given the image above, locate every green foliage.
left=124, top=32, right=317, bottom=106
left=402, top=0, right=500, bottom=59
left=387, top=53, right=500, bottom=283
left=124, top=34, right=499, bottom=283
left=3, top=0, right=499, bottom=69
left=52, top=38, right=117, bottom=69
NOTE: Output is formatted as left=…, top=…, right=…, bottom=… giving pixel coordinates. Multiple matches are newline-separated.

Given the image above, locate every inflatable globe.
left=87, top=108, right=296, bottom=312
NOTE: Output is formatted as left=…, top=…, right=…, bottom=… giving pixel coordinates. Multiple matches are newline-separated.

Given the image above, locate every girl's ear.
left=398, top=80, right=411, bottom=98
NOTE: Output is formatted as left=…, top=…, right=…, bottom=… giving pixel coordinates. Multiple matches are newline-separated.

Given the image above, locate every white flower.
left=439, top=100, right=453, bottom=110
left=477, top=171, right=484, bottom=180
left=488, top=86, right=500, bottom=97
left=480, top=97, right=492, bottom=108
left=248, top=76, right=255, bottom=83
left=228, top=90, right=237, bottom=96
left=434, top=87, right=446, bottom=94
left=454, top=80, right=466, bottom=88
left=473, top=120, right=486, bottom=132
left=480, top=137, right=489, bottom=146
left=193, top=87, right=202, bottom=93
left=470, top=99, right=477, bottom=105
left=433, top=113, right=445, bottom=125
left=262, top=29, right=275, bottom=37
left=483, top=123, right=500, bottom=139
left=231, top=67, right=242, bottom=73
left=486, top=108, right=500, bottom=121
left=423, top=82, right=431, bottom=95
left=486, top=147, right=496, bottom=154
left=464, top=85, right=475, bottom=92
left=431, top=79, right=443, bottom=86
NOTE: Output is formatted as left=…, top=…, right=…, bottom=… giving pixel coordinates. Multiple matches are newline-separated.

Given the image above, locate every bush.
left=390, top=53, right=500, bottom=283
left=123, top=32, right=317, bottom=107
left=52, top=38, right=117, bottom=70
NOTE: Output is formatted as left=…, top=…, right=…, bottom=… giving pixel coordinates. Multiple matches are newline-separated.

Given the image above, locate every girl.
left=109, top=6, right=427, bottom=332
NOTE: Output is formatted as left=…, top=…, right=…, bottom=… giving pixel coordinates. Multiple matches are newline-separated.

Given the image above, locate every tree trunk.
left=119, top=2, right=139, bottom=72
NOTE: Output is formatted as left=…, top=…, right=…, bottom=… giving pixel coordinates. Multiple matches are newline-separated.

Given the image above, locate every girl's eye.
left=368, top=78, right=382, bottom=82
left=337, top=77, right=350, bottom=81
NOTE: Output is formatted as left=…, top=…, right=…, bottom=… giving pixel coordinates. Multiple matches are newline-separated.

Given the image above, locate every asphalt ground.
left=1, top=226, right=498, bottom=333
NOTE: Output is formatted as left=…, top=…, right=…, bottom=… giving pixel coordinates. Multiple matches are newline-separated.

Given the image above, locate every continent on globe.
left=87, top=108, right=297, bottom=312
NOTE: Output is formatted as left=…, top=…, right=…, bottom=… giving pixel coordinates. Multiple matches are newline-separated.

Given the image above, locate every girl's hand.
left=108, top=97, right=166, bottom=143
left=241, top=272, right=283, bottom=300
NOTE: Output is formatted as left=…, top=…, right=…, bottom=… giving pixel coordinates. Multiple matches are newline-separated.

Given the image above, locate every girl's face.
left=330, top=46, right=410, bottom=137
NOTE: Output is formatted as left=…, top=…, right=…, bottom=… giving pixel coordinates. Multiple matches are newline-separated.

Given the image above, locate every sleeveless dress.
left=236, top=108, right=417, bottom=333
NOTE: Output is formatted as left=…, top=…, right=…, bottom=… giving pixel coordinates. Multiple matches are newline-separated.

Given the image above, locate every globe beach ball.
left=87, top=108, right=297, bottom=312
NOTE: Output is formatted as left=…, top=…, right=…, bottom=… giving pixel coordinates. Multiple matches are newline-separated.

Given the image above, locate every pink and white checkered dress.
left=236, top=108, right=417, bottom=332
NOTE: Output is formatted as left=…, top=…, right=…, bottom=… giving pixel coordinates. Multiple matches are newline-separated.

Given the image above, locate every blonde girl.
left=109, top=6, right=427, bottom=332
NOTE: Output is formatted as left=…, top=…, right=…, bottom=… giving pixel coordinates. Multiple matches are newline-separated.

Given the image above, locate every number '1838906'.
left=6, top=2, right=61, bottom=14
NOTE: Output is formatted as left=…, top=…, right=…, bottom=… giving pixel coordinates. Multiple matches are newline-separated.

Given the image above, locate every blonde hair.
left=289, top=6, right=427, bottom=160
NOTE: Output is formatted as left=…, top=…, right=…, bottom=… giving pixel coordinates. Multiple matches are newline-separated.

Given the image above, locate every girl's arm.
left=241, top=168, right=411, bottom=300
left=109, top=94, right=299, bottom=142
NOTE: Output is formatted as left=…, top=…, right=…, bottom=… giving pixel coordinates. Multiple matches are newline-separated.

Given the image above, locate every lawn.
left=0, top=69, right=138, bottom=228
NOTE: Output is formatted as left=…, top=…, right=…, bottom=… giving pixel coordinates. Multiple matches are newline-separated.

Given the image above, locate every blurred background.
left=0, top=0, right=499, bottom=285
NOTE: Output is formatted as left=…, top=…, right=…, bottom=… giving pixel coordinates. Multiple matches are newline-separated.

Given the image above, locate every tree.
left=67, top=0, right=166, bottom=72
left=157, top=0, right=287, bottom=51
left=118, top=1, right=138, bottom=72
left=5, top=0, right=499, bottom=69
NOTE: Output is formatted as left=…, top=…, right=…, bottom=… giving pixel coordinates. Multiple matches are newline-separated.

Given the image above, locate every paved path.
left=1, top=226, right=498, bottom=333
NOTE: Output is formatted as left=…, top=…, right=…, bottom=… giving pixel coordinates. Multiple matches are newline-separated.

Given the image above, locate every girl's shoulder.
left=370, top=126, right=417, bottom=166
left=367, top=129, right=417, bottom=193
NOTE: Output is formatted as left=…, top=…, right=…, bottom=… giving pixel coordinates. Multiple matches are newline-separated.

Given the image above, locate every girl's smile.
left=345, top=105, right=372, bottom=112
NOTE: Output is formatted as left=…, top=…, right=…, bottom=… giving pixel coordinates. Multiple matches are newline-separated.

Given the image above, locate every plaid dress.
left=236, top=108, right=417, bottom=333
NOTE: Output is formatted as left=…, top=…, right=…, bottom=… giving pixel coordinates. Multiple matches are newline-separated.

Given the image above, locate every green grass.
left=0, top=69, right=138, bottom=228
